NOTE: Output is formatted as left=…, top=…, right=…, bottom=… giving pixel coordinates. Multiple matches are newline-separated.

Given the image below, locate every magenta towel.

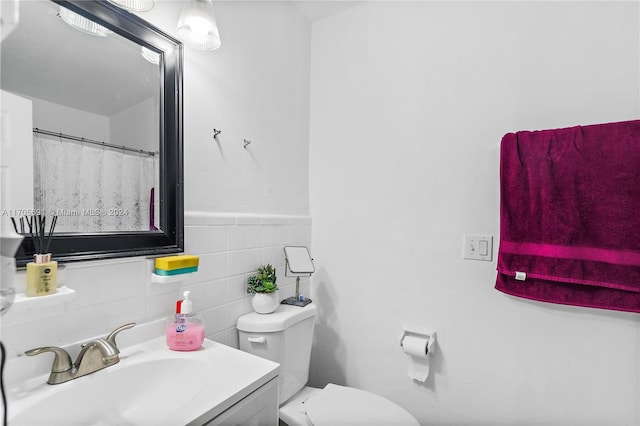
left=495, top=119, right=640, bottom=312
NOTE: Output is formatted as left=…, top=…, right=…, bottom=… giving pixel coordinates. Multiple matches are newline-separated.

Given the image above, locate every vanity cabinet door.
left=205, top=377, right=279, bottom=426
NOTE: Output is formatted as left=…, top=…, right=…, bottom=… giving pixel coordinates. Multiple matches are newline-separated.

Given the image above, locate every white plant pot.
left=252, top=291, right=280, bottom=314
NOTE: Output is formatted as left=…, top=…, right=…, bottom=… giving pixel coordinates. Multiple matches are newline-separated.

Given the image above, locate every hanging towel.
left=495, top=119, right=640, bottom=312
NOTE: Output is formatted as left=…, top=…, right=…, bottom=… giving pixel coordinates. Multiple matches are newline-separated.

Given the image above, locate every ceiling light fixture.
left=58, top=6, right=112, bottom=37
left=176, top=0, right=221, bottom=51
left=141, top=46, right=160, bottom=65
left=107, top=0, right=155, bottom=12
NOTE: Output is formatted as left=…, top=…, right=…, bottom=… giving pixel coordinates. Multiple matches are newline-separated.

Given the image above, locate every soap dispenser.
left=166, top=290, right=205, bottom=351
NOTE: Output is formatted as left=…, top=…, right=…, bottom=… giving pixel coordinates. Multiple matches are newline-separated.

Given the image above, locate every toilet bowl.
left=237, top=303, right=419, bottom=426
left=279, top=384, right=419, bottom=426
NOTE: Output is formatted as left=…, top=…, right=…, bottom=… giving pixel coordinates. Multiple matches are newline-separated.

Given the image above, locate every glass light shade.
left=177, top=0, right=221, bottom=51
left=141, top=46, right=160, bottom=65
left=107, top=0, right=155, bottom=12
left=59, top=6, right=111, bottom=37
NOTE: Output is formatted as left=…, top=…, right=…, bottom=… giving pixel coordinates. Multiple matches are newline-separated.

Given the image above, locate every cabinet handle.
left=248, top=336, right=266, bottom=344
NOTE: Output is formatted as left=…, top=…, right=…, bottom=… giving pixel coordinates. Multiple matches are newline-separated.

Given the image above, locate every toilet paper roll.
left=401, top=335, right=430, bottom=382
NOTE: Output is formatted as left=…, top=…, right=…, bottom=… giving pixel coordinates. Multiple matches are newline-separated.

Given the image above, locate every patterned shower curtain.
left=33, top=135, right=158, bottom=233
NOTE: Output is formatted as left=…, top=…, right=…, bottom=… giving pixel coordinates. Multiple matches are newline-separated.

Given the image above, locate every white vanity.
left=7, top=337, right=279, bottom=425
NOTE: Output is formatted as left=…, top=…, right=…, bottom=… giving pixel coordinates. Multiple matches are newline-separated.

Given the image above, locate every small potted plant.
left=247, top=264, right=280, bottom=314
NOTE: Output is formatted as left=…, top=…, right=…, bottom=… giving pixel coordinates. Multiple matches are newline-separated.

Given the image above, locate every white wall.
left=110, top=97, right=157, bottom=153
left=31, top=97, right=110, bottom=142
left=0, top=91, right=33, bottom=215
left=1, top=0, right=312, bottom=386
left=144, top=0, right=311, bottom=215
left=308, top=1, right=640, bottom=425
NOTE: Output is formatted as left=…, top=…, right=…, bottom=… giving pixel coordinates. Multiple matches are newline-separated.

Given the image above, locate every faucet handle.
left=105, top=322, right=136, bottom=349
left=25, top=346, right=73, bottom=373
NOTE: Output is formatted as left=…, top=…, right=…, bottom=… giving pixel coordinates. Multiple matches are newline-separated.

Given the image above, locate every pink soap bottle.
left=166, top=290, right=205, bottom=351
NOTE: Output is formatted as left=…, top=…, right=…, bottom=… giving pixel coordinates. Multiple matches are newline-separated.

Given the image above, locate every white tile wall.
left=182, top=213, right=312, bottom=345
left=1, top=213, right=311, bottom=382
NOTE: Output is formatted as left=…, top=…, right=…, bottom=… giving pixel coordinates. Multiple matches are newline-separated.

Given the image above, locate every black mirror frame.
left=15, top=0, right=184, bottom=267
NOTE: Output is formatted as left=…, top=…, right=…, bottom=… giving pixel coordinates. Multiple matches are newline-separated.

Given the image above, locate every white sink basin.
left=8, top=337, right=279, bottom=425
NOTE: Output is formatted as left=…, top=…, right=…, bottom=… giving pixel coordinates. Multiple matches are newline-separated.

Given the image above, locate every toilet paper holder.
left=399, top=326, right=436, bottom=356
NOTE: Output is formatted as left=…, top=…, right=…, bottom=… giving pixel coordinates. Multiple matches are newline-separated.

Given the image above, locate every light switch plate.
left=463, top=234, right=493, bottom=261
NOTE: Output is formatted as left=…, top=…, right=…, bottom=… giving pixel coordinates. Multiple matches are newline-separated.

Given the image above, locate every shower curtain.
left=33, top=135, right=158, bottom=233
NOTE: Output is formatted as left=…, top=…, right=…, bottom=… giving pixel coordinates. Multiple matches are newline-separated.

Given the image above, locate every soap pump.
left=166, top=290, right=205, bottom=351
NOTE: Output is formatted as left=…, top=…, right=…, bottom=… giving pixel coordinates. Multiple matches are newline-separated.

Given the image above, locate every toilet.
left=237, top=303, right=419, bottom=426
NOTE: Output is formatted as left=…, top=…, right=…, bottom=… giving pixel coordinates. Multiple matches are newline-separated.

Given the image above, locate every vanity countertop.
left=7, top=337, right=280, bottom=425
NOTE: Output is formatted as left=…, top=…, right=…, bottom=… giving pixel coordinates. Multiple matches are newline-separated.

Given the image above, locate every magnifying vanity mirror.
left=284, top=246, right=315, bottom=275
left=1, top=0, right=183, bottom=266
left=282, top=246, right=314, bottom=307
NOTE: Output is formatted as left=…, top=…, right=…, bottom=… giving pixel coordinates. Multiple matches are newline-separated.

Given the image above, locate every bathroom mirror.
left=1, top=0, right=183, bottom=266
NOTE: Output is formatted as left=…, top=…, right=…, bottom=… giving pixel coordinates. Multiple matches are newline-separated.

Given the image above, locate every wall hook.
left=243, top=139, right=252, bottom=149
left=213, top=128, right=222, bottom=140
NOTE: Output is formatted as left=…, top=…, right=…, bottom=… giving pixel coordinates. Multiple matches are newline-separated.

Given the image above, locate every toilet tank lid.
left=237, top=303, right=317, bottom=332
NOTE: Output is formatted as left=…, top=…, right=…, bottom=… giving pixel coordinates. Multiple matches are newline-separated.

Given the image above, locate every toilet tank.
left=237, top=303, right=317, bottom=404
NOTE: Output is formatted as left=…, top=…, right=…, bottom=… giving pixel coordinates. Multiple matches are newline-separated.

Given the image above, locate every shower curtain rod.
left=33, top=128, right=157, bottom=157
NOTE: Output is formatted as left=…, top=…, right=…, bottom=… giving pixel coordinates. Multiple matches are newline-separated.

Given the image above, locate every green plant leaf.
left=247, top=265, right=279, bottom=293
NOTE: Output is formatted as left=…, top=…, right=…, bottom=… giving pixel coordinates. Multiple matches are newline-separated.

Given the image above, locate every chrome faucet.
left=25, top=322, right=135, bottom=385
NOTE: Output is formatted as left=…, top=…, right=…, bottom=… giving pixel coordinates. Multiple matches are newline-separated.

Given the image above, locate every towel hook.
left=243, top=139, right=252, bottom=149
left=213, top=128, right=222, bottom=140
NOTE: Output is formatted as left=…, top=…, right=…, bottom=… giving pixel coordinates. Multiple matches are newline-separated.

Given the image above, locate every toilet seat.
left=280, top=384, right=419, bottom=426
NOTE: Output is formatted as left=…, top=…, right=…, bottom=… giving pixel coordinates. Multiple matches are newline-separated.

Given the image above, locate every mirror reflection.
left=1, top=0, right=160, bottom=233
